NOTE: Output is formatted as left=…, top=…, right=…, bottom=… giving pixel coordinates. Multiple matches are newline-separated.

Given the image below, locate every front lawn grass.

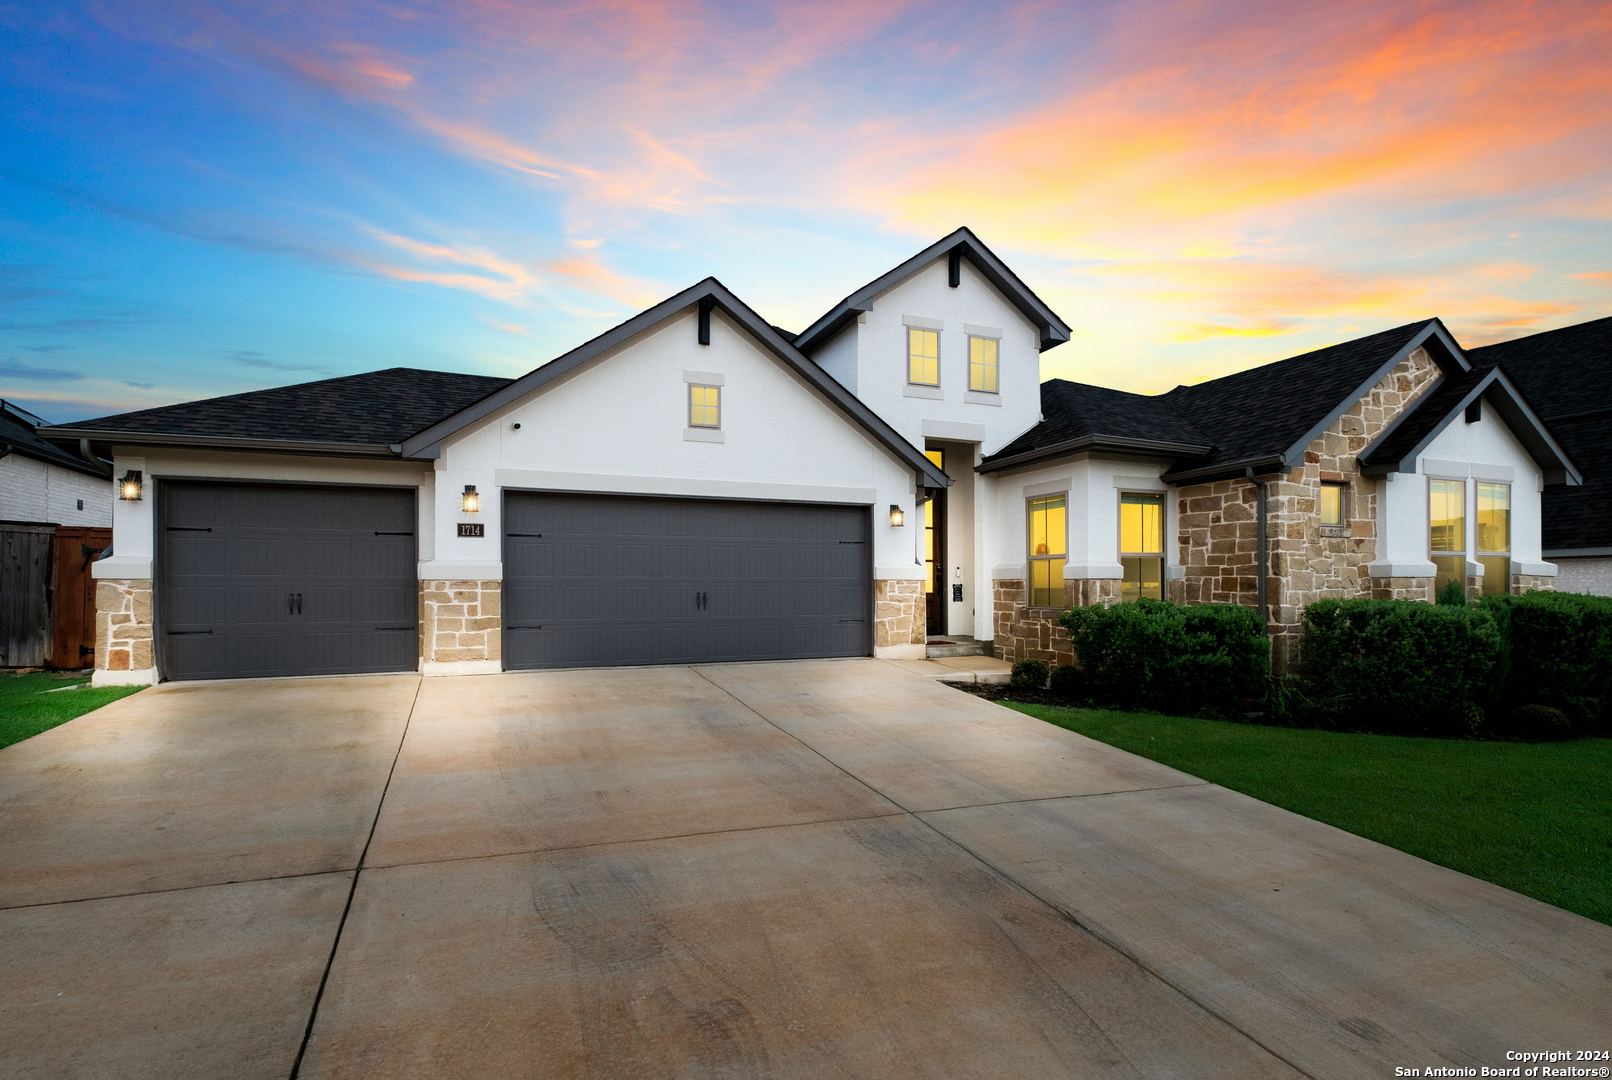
left=0, top=672, right=145, bottom=751
left=1006, top=703, right=1612, bottom=927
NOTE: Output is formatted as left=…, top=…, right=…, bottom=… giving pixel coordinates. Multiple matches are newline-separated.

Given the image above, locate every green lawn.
left=0, top=672, right=146, bottom=751
left=1006, top=703, right=1612, bottom=927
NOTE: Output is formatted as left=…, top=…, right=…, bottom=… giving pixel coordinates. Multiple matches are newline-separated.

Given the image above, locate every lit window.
left=924, top=449, right=943, bottom=595
left=1319, top=483, right=1346, bottom=526
left=1429, top=478, right=1465, bottom=593
left=908, top=327, right=939, bottom=386
left=1027, top=494, right=1067, bottom=607
left=1119, top=492, right=1164, bottom=601
left=968, top=336, right=998, bottom=393
left=689, top=384, right=720, bottom=428
left=1477, top=482, right=1510, bottom=596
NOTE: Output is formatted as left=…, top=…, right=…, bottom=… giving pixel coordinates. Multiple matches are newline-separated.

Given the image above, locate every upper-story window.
left=689, top=384, right=721, bottom=428
left=1027, top=494, right=1067, bottom=607
left=1429, top=478, right=1465, bottom=593
left=908, top=328, right=940, bottom=386
left=1477, top=481, right=1510, bottom=596
left=968, top=336, right=998, bottom=393
left=1119, top=492, right=1164, bottom=601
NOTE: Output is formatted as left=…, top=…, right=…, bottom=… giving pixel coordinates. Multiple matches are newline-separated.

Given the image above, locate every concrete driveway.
left=1, top=660, right=1607, bottom=1079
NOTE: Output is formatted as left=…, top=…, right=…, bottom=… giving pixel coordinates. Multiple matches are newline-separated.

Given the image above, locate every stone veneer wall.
left=1177, top=346, right=1444, bottom=670
left=991, top=579, right=1118, bottom=666
left=96, top=578, right=154, bottom=673
left=420, top=580, right=502, bottom=664
left=1511, top=573, right=1554, bottom=594
left=874, top=579, right=924, bottom=654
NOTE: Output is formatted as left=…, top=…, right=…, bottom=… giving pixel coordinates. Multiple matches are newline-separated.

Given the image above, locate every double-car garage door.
left=159, top=482, right=870, bottom=680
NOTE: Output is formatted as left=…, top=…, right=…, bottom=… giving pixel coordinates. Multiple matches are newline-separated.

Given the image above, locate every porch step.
left=926, top=636, right=989, bottom=659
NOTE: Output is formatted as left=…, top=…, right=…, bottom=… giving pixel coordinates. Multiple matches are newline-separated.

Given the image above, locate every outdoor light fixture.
left=118, top=470, right=143, bottom=501
left=889, top=504, right=904, bottom=527
left=462, top=485, right=480, bottom=513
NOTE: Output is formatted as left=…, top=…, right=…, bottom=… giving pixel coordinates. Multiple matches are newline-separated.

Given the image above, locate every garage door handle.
left=167, top=629, right=214, bottom=635
left=288, top=592, right=303, bottom=614
left=296, top=592, right=303, bottom=614
left=695, top=591, right=708, bottom=611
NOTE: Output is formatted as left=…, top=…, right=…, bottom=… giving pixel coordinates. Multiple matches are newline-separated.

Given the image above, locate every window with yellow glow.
left=1319, top=483, right=1345, bottom=526
left=908, top=328, right=939, bottom=385
left=1119, top=492, right=1164, bottom=601
left=1429, top=478, right=1465, bottom=593
left=968, top=336, right=998, bottom=393
left=924, top=449, right=943, bottom=595
left=689, top=384, right=720, bottom=428
left=1027, top=494, right=1067, bottom=607
left=1477, top=482, right=1510, bottom=596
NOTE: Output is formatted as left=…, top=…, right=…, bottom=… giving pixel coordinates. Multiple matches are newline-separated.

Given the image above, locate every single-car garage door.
left=159, top=481, right=417, bottom=681
left=503, top=492, right=870, bottom=669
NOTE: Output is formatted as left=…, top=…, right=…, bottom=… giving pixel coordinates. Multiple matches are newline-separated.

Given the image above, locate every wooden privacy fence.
left=0, top=522, right=111, bottom=668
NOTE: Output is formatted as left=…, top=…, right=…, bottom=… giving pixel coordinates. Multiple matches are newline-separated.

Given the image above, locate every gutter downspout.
left=1246, top=466, right=1269, bottom=635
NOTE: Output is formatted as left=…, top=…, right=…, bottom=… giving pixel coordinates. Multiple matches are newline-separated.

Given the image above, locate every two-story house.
left=41, top=229, right=1578, bottom=685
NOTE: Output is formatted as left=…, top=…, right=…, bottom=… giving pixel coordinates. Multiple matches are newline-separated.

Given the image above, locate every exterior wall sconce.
left=118, top=470, right=143, bottom=501
left=462, top=484, right=480, bottom=513
left=888, top=504, right=904, bottom=527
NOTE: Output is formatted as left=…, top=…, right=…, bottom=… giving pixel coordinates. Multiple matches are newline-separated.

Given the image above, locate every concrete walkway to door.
left=1, top=659, right=1608, bottom=1079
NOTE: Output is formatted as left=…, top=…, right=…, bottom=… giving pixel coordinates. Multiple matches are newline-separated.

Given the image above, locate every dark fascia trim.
left=36, top=427, right=402, bottom=460
left=1162, top=455, right=1287, bottom=484
left=978, top=434, right=1212, bottom=475
left=398, top=277, right=952, bottom=489
left=1544, top=547, right=1612, bottom=558
left=0, top=438, right=111, bottom=479
left=1270, top=318, right=1467, bottom=472
left=1358, top=367, right=1583, bottom=485
left=792, top=227, right=1073, bottom=355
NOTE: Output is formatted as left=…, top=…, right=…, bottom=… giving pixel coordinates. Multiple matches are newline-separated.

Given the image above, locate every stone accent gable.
left=420, top=580, right=502, bottom=665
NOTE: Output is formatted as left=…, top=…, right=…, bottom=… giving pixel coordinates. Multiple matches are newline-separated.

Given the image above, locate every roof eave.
left=1161, top=455, right=1287, bottom=485
left=978, top=435, right=1212, bottom=475
left=38, top=428, right=402, bottom=460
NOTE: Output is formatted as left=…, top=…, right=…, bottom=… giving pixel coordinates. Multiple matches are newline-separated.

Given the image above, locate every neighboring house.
left=37, top=230, right=1579, bottom=685
left=1469, top=317, right=1612, bottom=596
left=1, top=399, right=113, bottom=527
left=1, top=399, right=114, bottom=668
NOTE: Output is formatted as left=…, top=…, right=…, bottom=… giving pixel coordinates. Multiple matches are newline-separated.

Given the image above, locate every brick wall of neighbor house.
left=993, top=579, right=1097, bottom=666
left=419, top=580, right=502, bottom=664
left=1179, top=346, right=1444, bottom=671
left=96, top=579, right=153, bottom=673
left=874, top=579, right=924, bottom=652
left=1549, top=558, right=1612, bottom=596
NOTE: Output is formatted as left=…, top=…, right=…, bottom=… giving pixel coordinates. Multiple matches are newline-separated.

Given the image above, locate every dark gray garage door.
left=503, top=492, right=870, bottom=669
left=159, top=481, right=417, bottom=681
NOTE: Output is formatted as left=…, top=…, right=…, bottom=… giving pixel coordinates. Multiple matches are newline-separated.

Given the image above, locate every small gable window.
left=1027, top=494, right=1067, bottom=607
left=689, top=384, right=721, bottom=429
left=908, top=327, right=940, bottom=386
left=968, top=336, right=998, bottom=393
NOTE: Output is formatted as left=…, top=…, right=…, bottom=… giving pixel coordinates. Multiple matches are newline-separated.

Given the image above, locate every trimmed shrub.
left=1504, top=704, right=1573, bottom=742
left=1436, top=578, right=1469, bottom=607
left=1059, top=599, right=1268, bottom=716
left=1048, top=663, right=1086, bottom=700
left=1010, top=658, right=1050, bottom=690
left=1481, top=591, right=1612, bottom=736
left=1301, top=599, right=1499, bottom=735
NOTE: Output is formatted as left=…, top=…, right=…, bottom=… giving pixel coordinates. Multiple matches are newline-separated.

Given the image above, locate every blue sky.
left=3, top=0, right=1609, bottom=423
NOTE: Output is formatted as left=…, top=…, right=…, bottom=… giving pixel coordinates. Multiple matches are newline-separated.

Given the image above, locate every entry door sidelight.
left=924, top=448, right=947, bottom=636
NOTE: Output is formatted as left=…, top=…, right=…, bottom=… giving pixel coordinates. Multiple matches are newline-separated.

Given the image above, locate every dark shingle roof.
left=1356, top=364, right=1494, bottom=472
left=2, top=401, right=110, bottom=478
left=1471, top=317, right=1612, bottom=550
left=983, top=381, right=1210, bottom=465
left=51, top=368, right=513, bottom=446
left=982, top=319, right=1439, bottom=475
left=1159, top=320, right=1436, bottom=473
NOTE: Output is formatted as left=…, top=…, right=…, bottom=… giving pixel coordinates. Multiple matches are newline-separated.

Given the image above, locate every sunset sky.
left=3, top=0, right=1609, bottom=423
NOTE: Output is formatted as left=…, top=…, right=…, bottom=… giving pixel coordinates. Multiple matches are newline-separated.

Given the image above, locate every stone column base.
left=1369, top=576, right=1434, bottom=601
left=990, top=578, right=1076, bottom=667
left=874, top=578, right=925, bottom=659
left=1512, top=574, right=1554, bottom=594
left=420, top=580, right=503, bottom=675
left=94, top=578, right=157, bottom=686
left=1067, top=578, right=1120, bottom=607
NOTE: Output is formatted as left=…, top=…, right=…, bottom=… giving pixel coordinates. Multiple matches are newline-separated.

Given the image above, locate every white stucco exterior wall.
left=1371, top=400, right=1553, bottom=580
left=0, top=453, right=112, bottom=526
left=427, top=306, right=926, bottom=584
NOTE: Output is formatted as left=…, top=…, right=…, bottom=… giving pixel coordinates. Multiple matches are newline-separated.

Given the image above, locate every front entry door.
left=924, top=448, right=947, bottom=636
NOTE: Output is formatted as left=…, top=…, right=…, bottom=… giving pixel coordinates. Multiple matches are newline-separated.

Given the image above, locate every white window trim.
left=906, top=325, right=941, bottom=388
left=966, top=333, right=1000, bottom=396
